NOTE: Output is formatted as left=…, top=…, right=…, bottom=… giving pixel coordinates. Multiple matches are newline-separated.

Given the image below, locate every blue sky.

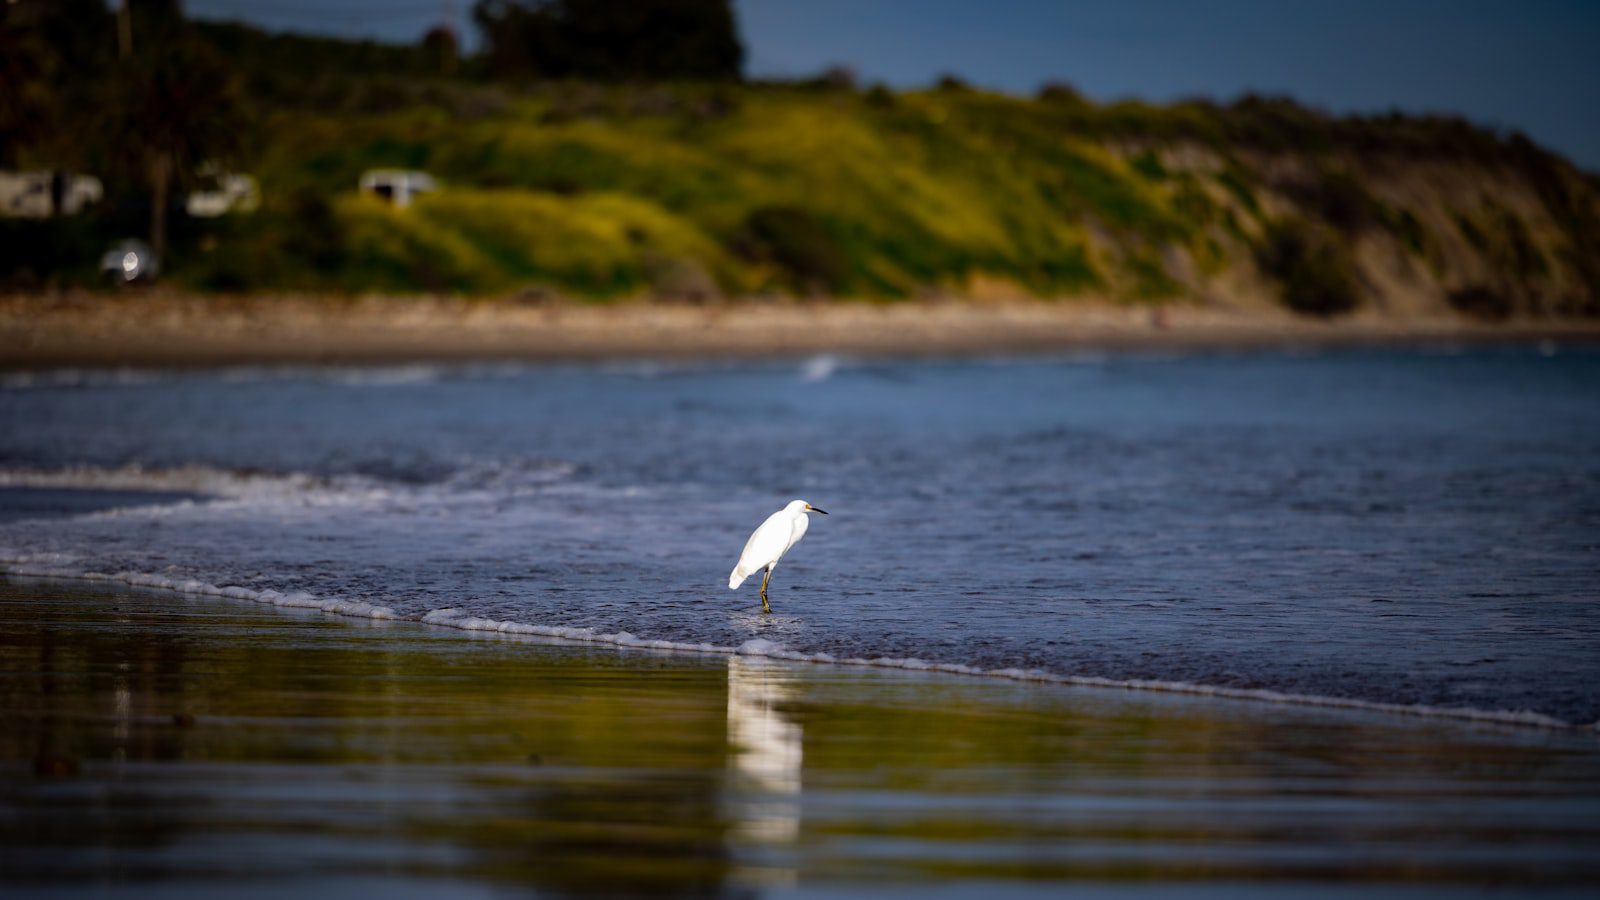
left=179, top=0, right=1600, bottom=168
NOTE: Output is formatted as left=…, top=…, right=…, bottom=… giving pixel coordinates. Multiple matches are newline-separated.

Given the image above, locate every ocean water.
left=2, top=346, right=1597, bottom=726
left=7, top=580, right=1600, bottom=896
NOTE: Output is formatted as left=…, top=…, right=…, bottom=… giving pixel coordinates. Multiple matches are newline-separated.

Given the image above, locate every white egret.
left=728, top=500, right=828, bottom=613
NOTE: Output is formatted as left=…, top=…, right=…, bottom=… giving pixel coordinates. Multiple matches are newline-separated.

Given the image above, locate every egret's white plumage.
left=729, top=499, right=828, bottom=612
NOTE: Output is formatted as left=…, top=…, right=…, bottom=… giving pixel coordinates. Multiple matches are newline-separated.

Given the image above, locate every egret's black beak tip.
left=812, top=507, right=829, bottom=515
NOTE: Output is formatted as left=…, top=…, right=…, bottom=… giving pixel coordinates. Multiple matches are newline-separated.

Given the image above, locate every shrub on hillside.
left=738, top=206, right=851, bottom=295
left=804, top=65, right=857, bottom=91
left=1281, top=170, right=1379, bottom=233
left=642, top=251, right=720, bottom=302
left=1258, top=222, right=1360, bottom=317
left=1036, top=81, right=1087, bottom=105
left=283, top=190, right=347, bottom=274
left=1446, top=285, right=1513, bottom=321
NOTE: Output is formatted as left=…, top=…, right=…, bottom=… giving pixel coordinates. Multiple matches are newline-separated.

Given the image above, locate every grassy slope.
left=143, top=30, right=1600, bottom=315
left=197, top=86, right=1162, bottom=299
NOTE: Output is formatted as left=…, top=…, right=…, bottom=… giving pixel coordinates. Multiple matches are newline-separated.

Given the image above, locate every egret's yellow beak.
left=807, top=504, right=829, bottom=515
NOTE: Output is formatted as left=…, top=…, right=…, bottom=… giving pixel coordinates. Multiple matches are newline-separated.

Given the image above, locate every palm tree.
left=109, top=35, right=244, bottom=263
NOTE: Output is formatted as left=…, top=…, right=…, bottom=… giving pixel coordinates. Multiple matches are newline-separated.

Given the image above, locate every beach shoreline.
left=5, top=291, right=1598, bottom=369
left=4, top=575, right=1599, bottom=895
left=4, top=544, right=1586, bottom=734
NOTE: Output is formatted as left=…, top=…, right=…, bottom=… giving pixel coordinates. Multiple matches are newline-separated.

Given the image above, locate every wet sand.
left=3, top=576, right=1598, bottom=897
left=5, top=291, right=1598, bottom=369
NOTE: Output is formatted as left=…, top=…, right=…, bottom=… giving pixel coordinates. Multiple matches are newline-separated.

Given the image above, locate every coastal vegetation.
left=2, top=0, right=1596, bottom=318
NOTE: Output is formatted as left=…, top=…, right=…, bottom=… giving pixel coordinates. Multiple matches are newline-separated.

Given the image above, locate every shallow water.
left=3, top=580, right=1599, bottom=896
left=1, top=347, right=1598, bottom=725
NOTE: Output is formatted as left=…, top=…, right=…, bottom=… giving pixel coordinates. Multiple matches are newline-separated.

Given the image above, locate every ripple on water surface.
left=1, top=347, right=1598, bottom=725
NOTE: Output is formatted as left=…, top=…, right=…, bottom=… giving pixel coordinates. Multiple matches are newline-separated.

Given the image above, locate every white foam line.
left=0, top=462, right=576, bottom=509
left=1, top=558, right=397, bottom=621
left=4, top=557, right=1592, bottom=733
left=0, top=462, right=334, bottom=500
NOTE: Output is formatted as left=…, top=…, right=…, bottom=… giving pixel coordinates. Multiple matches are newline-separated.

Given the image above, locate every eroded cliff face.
left=1113, top=139, right=1600, bottom=319
left=8, top=14, right=1596, bottom=315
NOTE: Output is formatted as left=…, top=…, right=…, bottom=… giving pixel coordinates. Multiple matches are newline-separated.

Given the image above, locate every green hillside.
left=5, top=8, right=1598, bottom=318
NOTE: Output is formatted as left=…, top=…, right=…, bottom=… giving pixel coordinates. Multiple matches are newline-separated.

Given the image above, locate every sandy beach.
left=8, top=2, right=1600, bottom=896
left=5, top=291, right=1598, bottom=369
left=6, top=300, right=1600, bottom=896
left=5, top=574, right=1600, bottom=896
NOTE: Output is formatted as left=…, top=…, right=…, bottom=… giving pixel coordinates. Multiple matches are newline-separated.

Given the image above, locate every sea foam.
left=1, top=554, right=1587, bottom=733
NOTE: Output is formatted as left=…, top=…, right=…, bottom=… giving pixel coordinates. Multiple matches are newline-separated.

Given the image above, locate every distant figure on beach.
left=729, top=500, right=828, bottom=614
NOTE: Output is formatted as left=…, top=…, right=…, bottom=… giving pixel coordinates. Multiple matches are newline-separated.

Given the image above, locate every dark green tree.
left=474, top=0, right=743, bottom=81
left=0, top=0, right=114, bottom=167
left=106, top=36, right=247, bottom=263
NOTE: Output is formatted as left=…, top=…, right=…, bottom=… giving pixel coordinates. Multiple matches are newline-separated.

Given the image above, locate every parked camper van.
left=0, top=170, right=103, bottom=218
left=358, top=170, right=436, bottom=209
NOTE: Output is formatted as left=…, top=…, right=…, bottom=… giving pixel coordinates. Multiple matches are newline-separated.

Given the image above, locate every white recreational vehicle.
left=358, top=169, right=437, bottom=209
left=0, top=170, right=103, bottom=218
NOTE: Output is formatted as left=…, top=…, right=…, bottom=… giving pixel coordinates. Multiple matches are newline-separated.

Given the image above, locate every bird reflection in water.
left=726, top=656, right=803, bottom=856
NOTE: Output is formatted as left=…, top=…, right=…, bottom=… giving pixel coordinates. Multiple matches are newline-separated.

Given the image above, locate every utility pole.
left=440, top=0, right=459, bottom=76
left=117, top=0, right=132, bottom=60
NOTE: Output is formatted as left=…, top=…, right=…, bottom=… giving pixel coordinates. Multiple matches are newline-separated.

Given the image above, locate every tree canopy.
left=473, top=0, right=743, bottom=81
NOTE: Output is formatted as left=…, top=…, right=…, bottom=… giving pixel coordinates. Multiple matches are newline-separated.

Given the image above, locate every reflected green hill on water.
left=3, top=579, right=1598, bottom=895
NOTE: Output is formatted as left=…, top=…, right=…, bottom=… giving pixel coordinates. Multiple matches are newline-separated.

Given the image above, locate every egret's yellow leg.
left=760, top=568, right=772, bottom=614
